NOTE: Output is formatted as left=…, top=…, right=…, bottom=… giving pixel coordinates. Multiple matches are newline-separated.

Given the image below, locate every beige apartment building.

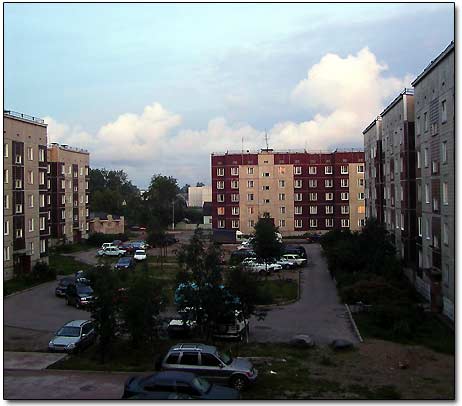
left=4, top=110, right=50, bottom=280
left=48, top=143, right=90, bottom=245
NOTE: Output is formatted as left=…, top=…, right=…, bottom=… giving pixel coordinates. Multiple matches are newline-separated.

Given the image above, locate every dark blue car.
left=114, top=256, right=135, bottom=270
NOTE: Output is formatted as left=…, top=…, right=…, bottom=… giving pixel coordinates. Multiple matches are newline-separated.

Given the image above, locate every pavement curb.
left=345, top=304, right=363, bottom=343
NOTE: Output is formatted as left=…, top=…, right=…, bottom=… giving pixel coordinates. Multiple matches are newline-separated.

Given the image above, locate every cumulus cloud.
left=45, top=48, right=413, bottom=185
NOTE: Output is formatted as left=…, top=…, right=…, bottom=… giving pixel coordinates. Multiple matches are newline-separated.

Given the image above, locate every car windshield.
left=135, top=250, right=145, bottom=255
left=77, top=285, right=93, bottom=295
left=119, top=258, right=130, bottom=263
left=60, top=278, right=74, bottom=286
left=192, top=377, right=211, bottom=394
left=56, top=326, right=81, bottom=337
left=216, top=351, right=233, bottom=365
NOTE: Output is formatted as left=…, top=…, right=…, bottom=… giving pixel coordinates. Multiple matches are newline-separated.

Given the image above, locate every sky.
left=5, top=3, right=454, bottom=188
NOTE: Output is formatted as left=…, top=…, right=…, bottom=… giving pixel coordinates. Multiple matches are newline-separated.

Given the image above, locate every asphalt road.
left=250, top=243, right=357, bottom=345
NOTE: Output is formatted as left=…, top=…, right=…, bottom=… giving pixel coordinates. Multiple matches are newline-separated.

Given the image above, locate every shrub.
left=30, top=261, right=56, bottom=282
left=86, top=232, right=129, bottom=247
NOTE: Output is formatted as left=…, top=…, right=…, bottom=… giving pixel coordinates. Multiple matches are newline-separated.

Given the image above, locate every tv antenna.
left=264, top=129, right=270, bottom=150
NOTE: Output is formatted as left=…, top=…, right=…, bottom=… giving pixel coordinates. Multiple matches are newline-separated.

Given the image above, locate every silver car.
left=160, top=343, right=258, bottom=390
left=48, top=320, right=96, bottom=353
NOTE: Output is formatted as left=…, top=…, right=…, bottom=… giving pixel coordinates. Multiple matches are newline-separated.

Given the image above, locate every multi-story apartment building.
left=412, top=42, right=454, bottom=320
left=211, top=149, right=365, bottom=236
left=4, top=110, right=50, bottom=280
left=364, top=42, right=454, bottom=320
left=47, top=143, right=90, bottom=245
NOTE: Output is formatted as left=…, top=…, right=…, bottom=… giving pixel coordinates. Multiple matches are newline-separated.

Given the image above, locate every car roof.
left=64, top=320, right=91, bottom=328
left=169, top=343, right=217, bottom=353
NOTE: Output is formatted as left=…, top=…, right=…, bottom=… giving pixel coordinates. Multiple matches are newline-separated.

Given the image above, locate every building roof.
left=380, top=88, right=414, bottom=118
left=4, top=110, right=47, bottom=127
left=48, top=142, right=89, bottom=155
left=362, top=117, right=380, bottom=135
left=211, top=148, right=363, bottom=156
left=411, top=41, right=454, bottom=87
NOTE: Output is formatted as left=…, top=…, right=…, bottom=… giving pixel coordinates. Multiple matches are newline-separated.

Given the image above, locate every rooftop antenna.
left=241, top=136, right=244, bottom=164
left=264, top=129, right=269, bottom=150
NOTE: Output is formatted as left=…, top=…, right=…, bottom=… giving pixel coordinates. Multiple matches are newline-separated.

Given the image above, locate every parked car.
left=305, top=233, right=322, bottom=244
left=212, top=310, right=249, bottom=341
left=160, top=343, right=257, bottom=390
left=48, top=320, right=96, bottom=353
left=243, top=260, right=282, bottom=275
left=101, top=242, right=116, bottom=250
left=229, top=249, right=256, bottom=264
left=123, top=371, right=239, bottom=400
left=65, top=283, right=94, bottom=309
left=115, top=256, right=135, bottom=270
left=283, top=244, right=308, bottom=259
left=131, top=241, right=148, bottom=250
left=112, top=239, right=123, bottom=247
left=97, top=246, right=126, bottom=257
left=120, top=242, right=135, bottom=254
left=125, top=392, right=193, bottom=400
left=281, top=253, right=307, bottom=267
left=133, top=249, right=147, bottom=261
left=274, top=258, right=297, bottom=270
left=55, top=276, right=76, bottom=297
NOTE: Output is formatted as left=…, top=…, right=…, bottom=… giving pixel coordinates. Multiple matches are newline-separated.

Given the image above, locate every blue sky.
left=5, top=3, right=454, bottom=187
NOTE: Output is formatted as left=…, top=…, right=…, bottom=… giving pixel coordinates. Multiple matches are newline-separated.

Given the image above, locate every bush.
left=86, top=232, right=129, bottom=247
left=31, top=261, right=57, bottom=282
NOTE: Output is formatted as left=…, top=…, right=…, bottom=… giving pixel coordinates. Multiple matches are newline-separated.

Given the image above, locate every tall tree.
left=252, top=213, right=283, bottom=269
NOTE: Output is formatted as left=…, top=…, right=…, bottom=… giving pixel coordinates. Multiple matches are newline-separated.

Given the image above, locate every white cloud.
left=45, top=48, right=413, bottom=185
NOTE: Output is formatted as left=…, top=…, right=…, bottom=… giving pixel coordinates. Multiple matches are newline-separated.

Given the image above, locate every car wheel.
left=230, top=375, right=248, bottom=391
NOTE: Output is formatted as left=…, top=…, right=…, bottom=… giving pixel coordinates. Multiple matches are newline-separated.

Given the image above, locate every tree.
left=88, top=265, right=120, bottom=363
left=196, top=182, right=205, bottom=187
left=252, top=213, right=283, bottom=271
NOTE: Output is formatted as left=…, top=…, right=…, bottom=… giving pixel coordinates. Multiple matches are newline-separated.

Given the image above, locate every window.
left=279, top=219, right=286, bottom=227
left=231, top=220, right=239, bottom=229
left=309, top=179, right=317, bottom=188
left=231, top=167, right=239, bottom=176
left=4, top=194, right=9, bottom=209
left=248, top=220, right=255, bottom=228
left=40, top=217, right=46, bottom=231
left=278, top=193, right=285, bottom=201
left=425, top=184, right=430, bottom=204
left=247, top=167, right=254, bottom=175
left=280, top=206, right=286, bottom=214
left=424, top=112, right=428, bottom=131
left=28, top=218, right=34, bottom=232
left=4, top=143, right=8, bottom=158
left=231, top=194, right=239, bottom=202
left=262, top=185, right=270, bottom=191
left=295, top=219, right=303, bottom=228
left=443, top=223, right=449, bottom=245
left=341, top=165, right=348, bottom=174
left=278, top=166, right=286, bottom=175
left=218, top=220, right=225, bottom=228
left=68, top=180, right=72, bottom=189
left=442, top=142, right=448, bottom=164
left=263, top=199, right=270, bottom=204
left=217, top=207, right=225, bottom=215
left=325, top=166, right=333, bottom=174
left=417, top=150, right=421, bottom=169
left=309, top=206, right=317, bottom=215
left=418, top=217, right=422, bottom=236
left=401, top=214, right=405, bottom=231
left=358, top=192, right=365, bottom=200
left=247, top=193, right=254, bottom=201
left=341, top=179, right=348, bottom=187
left=424, top=148, right=428, bottom=167
left=80, top=195, right=84, bottom=204
left=308, top=166, right=316, bottom=175
left=201, top=353, right=221, bottom=367
left=294, top=193, right=302, bottom=202
left=61, top=180, right=65, bottom=190
left=247, top=180, right=254, bottom=188
left=231, top=180, right=239, bottom=189
left=216, top=181, right=224, bottom=189
left=325, top=218, right=334, bottom=228
left=432, top=160, right=438, bottom=174
left=40, top=239, right=46, bottom=253
left=426, top=218, right=431, bottom=239
left=232, top=207, right=239, bottom=215
left=16, top=227, right=23, bottom=238
left=85, top=195, right=89, bottom=204
left=325, top=179, right=333, bottom=188
left=400, top=157, right=404, bottom=172
left=15, top=154, right=22, bottom=164
left=400, top=186, right=404, bottom=201
left=357, top=165, right=364, bottom=173
left=309, top=193, right=317, bottom=201
left=217, top=194, right=225, bottom=202
left=309, top=219, right=317, bottom=227
left=4, top=246, right=10, bottom=261
left=442, top=182, right=449, bottom=205
left=27, top=147, right=33, bottom=161
left=326, top=206, right=333, bottom=214
left=28, top=194, right=34, bottom=208
left=39, top=171, right=45, bottom=185
left=341, top=219, right=350, bottom=228
left=442, top=100, right=447, bottom=123
left=38, top=148, right=45, bottom=162
left=262, top=172, right=270, bottom=177
left=294, top=166, right=302, bottom=175
left=433, top=234, right=439, bottom=249
left=417, top=184, right=422, bottom=201
left=325, top=192, right=333, bottom=201
left=341, top=192, right=349, bottom=200
left=60, top=195, right=65, bottom=205
left=61, top=209, right=66, bottom=220
left=357, top=178, right=364, bottom=187
left=4, top=220, right=9, bottom=235
left=341, top=206, right=349, bottom=214
left=80, top=167, right=83, bottom=176
left=295, top=206, right=302, bottom=215
left=28, top=171, right=34, bottom=184
left=4, top=169, right=8, bottom=184
left=248, top=207, right=254, bottom=214
left=294, top=179, right=302, bottom=188
left=16, top=203, right=23, bottom=214
left=278, top=180, right=285, bottom=188
left=217, top=168, right=224, bottom=176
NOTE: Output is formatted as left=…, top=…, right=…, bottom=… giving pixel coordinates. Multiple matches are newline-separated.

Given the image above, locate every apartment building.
left=4, top=110, right=50, bottom=280
left=48, top=143, right=90, bottom=245
left=211, top=149, right=365, bottom=236
left=187, top=185, right=212, bottom=207
left=364, top=42, right=454, bottom=320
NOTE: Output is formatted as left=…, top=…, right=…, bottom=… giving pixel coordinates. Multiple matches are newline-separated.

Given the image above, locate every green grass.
left=51, top=242, right=94, bottom=254
left=354, top=312, right=455, bottom=355
left=49, top=254, right=93, bottom=276
left=4, top=277, right=54, bottom=296
left=256, top=279, right=298, bottom=305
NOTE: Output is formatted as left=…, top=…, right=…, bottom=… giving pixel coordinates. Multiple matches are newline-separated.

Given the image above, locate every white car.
left=133, top=249, right=147, bottom=261
left=97, top=246, right=126, bottom=257
left=245, top=261, right=282, bottom=275
left=281, top=254, right=307, bottom=267
left=275, top=258, right=297, bottom=269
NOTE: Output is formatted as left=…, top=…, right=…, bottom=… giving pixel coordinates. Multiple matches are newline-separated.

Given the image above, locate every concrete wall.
left=89, top=215, right=124, bottom=235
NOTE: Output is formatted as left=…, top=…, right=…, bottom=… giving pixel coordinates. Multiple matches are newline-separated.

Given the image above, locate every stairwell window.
left=27, top=147, right=34, bottom=161
left=247, top=167, right=254, bottom=175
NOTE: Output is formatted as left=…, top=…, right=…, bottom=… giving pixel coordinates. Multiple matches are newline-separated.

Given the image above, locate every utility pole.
left=172, top=201, right=175, bottom=230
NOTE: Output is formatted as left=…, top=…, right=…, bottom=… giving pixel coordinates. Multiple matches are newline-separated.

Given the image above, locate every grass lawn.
left=256, top=279, right=298, bottom=305
left=354, top=312, right=455, bottom=355
left=49, top=254, right=93, bottom=276
left=4, top=277, right=53, bottom=296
